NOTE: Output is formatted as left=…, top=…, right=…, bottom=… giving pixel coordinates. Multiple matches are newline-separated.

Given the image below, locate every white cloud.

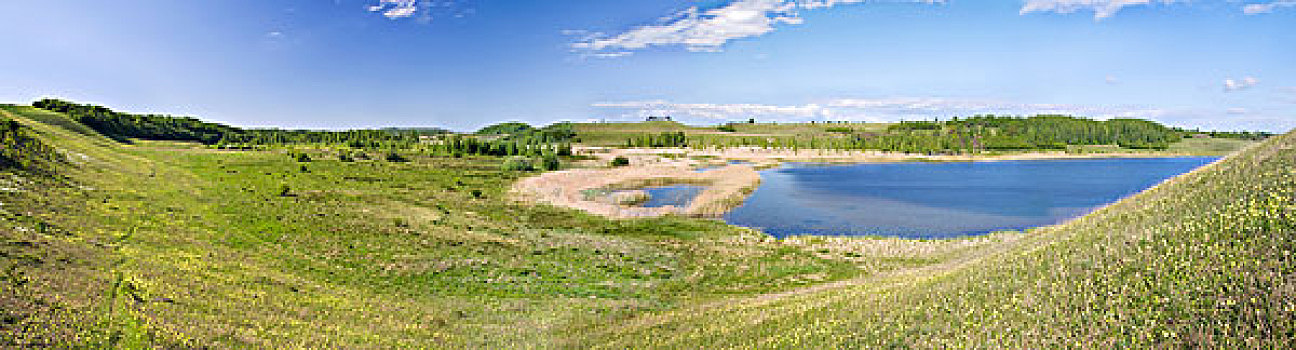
left=1020, top=0, right=1177, bottom=20
left=368, top=0, right=418, bottom=19
left=1021, top=1, right=1294, bottom=18
left=592, top=97, right=1167, bottom=124
left=1226, top=107, right=1249, bottom=115
left=1105, top=75, right=1119, bottom=84
left=1244, top=0, right=1296, bottom=14
left=368, top=0, right=467, bottom=22
left=592, top=100, right=831, bottom=121
left=572, top=0, right=941, bottom=57
left=1224, top=76, right=1259, bottom=92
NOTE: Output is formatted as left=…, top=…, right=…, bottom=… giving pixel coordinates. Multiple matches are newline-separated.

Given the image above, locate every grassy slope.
left=584, top=129, right=1295, bottom=348
left=1, top=106, right=973, bottom=348
left=3, top=105, right=1289, bottom=347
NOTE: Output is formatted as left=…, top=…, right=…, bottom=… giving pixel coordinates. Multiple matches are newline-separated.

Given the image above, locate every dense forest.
left=31, top=99, right=573, bottom=157
left=34, top=99, right=239, bottom=144
left=627, top=115, right=1267, bottom=154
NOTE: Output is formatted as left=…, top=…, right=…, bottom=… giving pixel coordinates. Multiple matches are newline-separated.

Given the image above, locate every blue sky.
left=0, top=0, right=1292, bottom=132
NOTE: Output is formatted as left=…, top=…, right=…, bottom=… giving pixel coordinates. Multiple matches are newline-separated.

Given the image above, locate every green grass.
left=1, top=106, right=908, bottom=347
left=2, top=105, right=1292, bottom=348
left=1167, top=137, right=1257, bottom=155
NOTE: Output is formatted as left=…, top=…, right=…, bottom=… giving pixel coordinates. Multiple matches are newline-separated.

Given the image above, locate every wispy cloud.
left=571, top=0, right=941, bottom=57
left=1021, top=0, right=1295, bottom=19
left=368, top=0, right=418, bottom=19
left=1224, top=76, right=1259, bottom=92
left=366, top=0, right=471, bottom=22
left=1020, top=0, right=1178, bottom=20
left=592, top=97, right=1167, bottom=123
left=1244, top=0, right=1296, bottom=14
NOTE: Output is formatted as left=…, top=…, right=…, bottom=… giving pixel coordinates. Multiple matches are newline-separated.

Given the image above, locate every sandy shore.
left=513, top=162, right=760, bottom=219
left=515, top=146, right=1205, bottom=220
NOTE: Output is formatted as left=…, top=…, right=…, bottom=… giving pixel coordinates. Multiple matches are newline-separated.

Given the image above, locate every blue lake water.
left=642, top=185, right=706, bottom=208
left=723, top=157, right=1217, bottom=239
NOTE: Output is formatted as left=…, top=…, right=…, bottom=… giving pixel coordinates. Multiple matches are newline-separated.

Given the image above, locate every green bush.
left=277, top=184, right=292, bottom=197
left=337, top=151, right=354, bottom=162
left=501, top=156, right=535, bottom=171
left=542, top=154, right=561, bottom=171
left=294, top=153, right=312, bottom=162
left=0, top=119, right=63, bottom=172
left=385, top=152, right=409, bottom=162
left=610, top=156, right=630, bottom=167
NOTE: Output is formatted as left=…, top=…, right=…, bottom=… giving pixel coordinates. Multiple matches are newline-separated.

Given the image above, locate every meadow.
left=1, top=103, right=1291, bottom=348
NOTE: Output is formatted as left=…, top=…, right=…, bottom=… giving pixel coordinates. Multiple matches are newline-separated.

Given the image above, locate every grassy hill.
left=2, top=104, right=1292, bottom=348
left=582, top=125, right=1295, bottom=348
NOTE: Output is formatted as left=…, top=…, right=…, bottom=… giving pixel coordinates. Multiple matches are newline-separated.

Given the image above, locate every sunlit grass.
left=2, top=104, right=1290, bottom=348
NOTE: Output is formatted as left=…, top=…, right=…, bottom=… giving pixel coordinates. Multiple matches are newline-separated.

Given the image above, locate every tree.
left=476, top=122, right=535, bottom=135
left=542, top=154, right=561, bottom=171
left=500, top=156, right=535, bottom=171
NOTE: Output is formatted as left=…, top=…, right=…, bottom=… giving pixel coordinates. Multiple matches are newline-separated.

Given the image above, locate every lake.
left=723, top=157, right=1218, bottom=239
left=641, top=185, right=706, bottom=208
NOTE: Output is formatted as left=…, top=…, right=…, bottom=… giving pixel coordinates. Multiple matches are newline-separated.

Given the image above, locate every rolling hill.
left=1, top=104, right=1291, bottom=348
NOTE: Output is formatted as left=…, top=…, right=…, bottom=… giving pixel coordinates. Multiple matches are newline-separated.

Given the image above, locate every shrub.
left=338, top=151, right=354, bottom=162
left=294, top=152, right=312, bottom=162
left=385, top=152, right=409, bottom=162
left=277, top=184, right=292, bottom=197
left=717, top=125, right=737, bottom=132
left=0, top=119, right=63, bottom=172
left=470, top=189, right=484, bottom=199
left=610, top=156, right=630, bottom=167
left=542, top=154, right=561, bottom=171
left=501, top=156, right=535, bottom=171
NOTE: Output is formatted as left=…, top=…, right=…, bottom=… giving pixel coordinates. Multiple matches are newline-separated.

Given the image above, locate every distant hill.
left=475, top=121, right=535, bottom=135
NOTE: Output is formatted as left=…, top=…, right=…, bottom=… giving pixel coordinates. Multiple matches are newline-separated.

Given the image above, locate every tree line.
left=32, top=99, right=573, bottom=156
left=621, top=115, right=1217, bottom=154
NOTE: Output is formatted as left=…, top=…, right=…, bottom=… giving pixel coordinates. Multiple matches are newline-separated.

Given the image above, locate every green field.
left=2, top=105, right=1293, bottom=347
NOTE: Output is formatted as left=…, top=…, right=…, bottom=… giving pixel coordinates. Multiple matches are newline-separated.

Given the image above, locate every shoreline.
left=515, top=146, right=1220, bottom=220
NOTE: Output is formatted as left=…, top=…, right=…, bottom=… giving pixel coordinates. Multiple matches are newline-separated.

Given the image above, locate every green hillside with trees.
left=1, top=101, right=1290, bottom=348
